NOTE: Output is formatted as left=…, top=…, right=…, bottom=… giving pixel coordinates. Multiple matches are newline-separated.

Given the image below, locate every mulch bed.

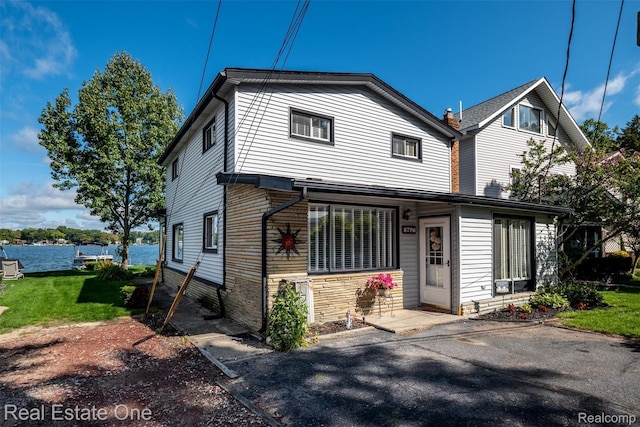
left=307, top=318, right=369, bottom=336
left=477, top=306, right=564, bottom=321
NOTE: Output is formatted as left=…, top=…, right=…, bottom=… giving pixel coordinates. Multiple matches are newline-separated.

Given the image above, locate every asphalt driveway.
left=224, top=320, right=639, bottom=426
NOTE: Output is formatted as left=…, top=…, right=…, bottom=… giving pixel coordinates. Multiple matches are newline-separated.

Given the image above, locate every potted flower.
left=366, top=273, right=398, bottom=297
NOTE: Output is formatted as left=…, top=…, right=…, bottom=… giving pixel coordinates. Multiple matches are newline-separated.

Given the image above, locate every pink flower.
left=366, top=273, right=398, bottom=290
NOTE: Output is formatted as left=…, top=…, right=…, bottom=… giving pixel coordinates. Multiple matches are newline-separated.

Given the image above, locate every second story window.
left=171, top=158, right=179, bottom=180
left=290, top=109, right=333, bottom=143
left=391, top=133, right=421, bottom=161
left=503, top=107, right=515, bottom=127
left=203, top=118, right=216, bottom=152
left=518, top=105, right=542, bottom=134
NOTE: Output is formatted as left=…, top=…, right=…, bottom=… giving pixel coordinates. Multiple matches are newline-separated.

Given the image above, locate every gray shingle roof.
left=455, top=78, right=540, bottom=130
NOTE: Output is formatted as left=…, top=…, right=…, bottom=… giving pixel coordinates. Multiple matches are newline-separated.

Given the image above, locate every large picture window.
left=173, top=223, right=184, bottom=262
left=493, top=217, right=533, bottom=292
left=308, top=204, right=396, bottom=273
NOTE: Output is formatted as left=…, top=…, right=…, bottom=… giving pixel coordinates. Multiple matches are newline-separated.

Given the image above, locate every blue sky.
left=1, top=0, right=639, bottom=231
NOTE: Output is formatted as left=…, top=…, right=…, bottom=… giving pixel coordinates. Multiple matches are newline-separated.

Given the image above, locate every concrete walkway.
left=364, top=308, right=465, bottom=334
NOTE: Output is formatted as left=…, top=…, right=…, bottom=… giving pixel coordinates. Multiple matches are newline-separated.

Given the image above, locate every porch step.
left=461, top=292, right=534, bottom=315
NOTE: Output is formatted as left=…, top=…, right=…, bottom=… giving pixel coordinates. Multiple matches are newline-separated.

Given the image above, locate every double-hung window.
left=308, top=203, right=396, bottom=273
left=493, top=217, right=533, bottom=292
left=203, top=118, right=216, bottom=152
left=392, top=133, right=421, bottom=161
left=518, top=105, right=542, bottom=133
left=171, top=159, right=179, bottom=180
left=203, top=211, right=219, bottom=252
left=173, top=223, right=184, bottom=262
left=290, top=109, right=333, bottom=143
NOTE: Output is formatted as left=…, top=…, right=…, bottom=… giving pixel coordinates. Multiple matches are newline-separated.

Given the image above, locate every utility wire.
left=597, top=0, right=625, bottom=127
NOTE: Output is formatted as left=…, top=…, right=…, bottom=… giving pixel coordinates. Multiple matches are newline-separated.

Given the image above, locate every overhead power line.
left=597, top=0, right=625, bottom=125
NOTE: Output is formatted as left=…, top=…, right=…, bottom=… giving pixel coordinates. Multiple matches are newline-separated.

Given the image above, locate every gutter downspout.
left=259, top=187, right=307, bottom=334
left=214, top=94, right=229, bottom=316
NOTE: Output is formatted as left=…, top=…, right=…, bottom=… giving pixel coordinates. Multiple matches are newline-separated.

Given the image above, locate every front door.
left=419, top=217, right=451, bottom=309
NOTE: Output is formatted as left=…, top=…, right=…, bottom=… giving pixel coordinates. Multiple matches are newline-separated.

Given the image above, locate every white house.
left=159, top=69, right=575, bottom=333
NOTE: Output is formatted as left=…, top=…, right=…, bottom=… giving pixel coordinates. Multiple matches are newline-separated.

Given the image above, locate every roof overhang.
left=216, top=172, right=572, bottom=216
left=159, top=68, right=464, bottom=165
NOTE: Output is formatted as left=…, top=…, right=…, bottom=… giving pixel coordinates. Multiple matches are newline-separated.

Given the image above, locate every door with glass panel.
left=419, top=217, right=451, bottom=309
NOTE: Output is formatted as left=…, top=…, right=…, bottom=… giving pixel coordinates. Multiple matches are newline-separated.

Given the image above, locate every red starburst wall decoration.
left=274, top=223, right=302, bottom=259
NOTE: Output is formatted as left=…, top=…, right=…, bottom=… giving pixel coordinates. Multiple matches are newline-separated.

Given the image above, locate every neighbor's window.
left=203, top=118, right=216, bottom=152
left=290, top=109, right=333, bottom=143
left=392, top=133, right=421, bottom=160
left=171, top=158, right=179, bottom=180
left=503, top=107, right=515, bottom=127
left=493, top=217, right=532, bottom=290
left=203, top=211, right=219, bottom=252
left=518, top=105, right=542, bottom=133
left=308, top=203, right=396, bottom=273
left=547, top=118, right=557, bottom=137
left=173, top=223, right=184, bottom=261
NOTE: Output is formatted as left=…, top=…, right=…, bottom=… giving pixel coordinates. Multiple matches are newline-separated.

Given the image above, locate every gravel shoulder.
left=0, top=316, right=270, bottom=427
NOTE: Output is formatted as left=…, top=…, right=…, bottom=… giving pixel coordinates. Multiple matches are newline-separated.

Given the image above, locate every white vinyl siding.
left=474, top=93, right=576, bottom=198
left=233, top=85, right=451, bottom=192
left=459, top=207, right=493, bottom=303
left=535, top=217, right=558, bottom=286
left=164, top=104, right=226, bottom=280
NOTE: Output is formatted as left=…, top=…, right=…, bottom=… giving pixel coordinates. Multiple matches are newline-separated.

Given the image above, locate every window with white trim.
left=308, top=204, right=396, bottom=273
left=547, top=117, right=557, bottom=137
left=392, top=133, right=421, bottom=160
left=290, top=109, right=333, bottom=143
left=493, top=217, right=532, bottom=287
left=503, top=107, right=515, bottom=127
left=203, top=118, right=216, bottom=152
left=203, top=211, right=219, bottom=252
left=173, top=223, right=184, bottom=261
left=518, top=105, right=542, bottom=133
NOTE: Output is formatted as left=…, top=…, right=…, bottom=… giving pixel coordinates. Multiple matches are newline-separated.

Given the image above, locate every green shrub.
left=267, top=280, right=309, bottom=352
left=119, top=285, right=149, bottom=308
left=521, top=304, right=532, bottom=314
left=573, top=256, right=633, bottom=280
left=556, top=281, right=604, bottom=308
left=98, top=264, right=132, bottom=281
left=529, top=292, right=569, bottom=309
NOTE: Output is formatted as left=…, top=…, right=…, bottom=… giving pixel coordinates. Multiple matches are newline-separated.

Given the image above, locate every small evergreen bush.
left=267, top=280, right=309, bottom=352
left=556, top=281, right=604, bottom=308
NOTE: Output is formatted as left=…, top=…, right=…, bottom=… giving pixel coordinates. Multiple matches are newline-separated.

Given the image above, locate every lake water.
left=1, top=245, right=160, bottom=273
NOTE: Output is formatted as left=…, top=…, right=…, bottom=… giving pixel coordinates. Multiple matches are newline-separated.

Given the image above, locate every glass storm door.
left=419, top=217, right=451, bottom=309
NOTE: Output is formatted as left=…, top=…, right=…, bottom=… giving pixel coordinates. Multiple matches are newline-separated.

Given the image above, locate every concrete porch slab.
left=363, top=308, right=465, bottom=334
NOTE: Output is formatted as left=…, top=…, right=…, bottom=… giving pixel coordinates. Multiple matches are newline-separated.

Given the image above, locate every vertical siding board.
left=459, top=206, right=493, bottom=303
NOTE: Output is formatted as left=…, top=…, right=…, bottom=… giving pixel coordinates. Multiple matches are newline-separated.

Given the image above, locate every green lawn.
left=0, top=269, right=146, bottom=334
left=558, top=285, right=640, bottom=339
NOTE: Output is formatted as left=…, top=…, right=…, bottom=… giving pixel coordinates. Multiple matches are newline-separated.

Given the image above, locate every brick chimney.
left=444, top=109, right=460, bottom=193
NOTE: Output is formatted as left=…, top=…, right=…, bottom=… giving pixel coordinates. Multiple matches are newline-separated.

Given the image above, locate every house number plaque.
left=402, top=226, right=417, bottom=234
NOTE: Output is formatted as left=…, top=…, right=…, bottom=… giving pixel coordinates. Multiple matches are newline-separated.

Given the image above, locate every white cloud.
left=0, top=1, right=77, bottom=80
left=11, top=126, right=42, bottom=153
left=563, top=65, right=640, bottom=122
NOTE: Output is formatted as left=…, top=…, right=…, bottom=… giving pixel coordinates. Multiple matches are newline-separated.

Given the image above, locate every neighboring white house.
left=158, top=69, right=574, bottom=333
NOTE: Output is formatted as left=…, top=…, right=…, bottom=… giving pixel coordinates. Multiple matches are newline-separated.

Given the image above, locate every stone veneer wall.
left=161, top=267, right=223, bottom=313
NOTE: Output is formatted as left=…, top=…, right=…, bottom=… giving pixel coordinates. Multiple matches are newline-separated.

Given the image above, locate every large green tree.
left=38, top=52, right=183, bottom=268
left=508, top=137, right=639, bottom=277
